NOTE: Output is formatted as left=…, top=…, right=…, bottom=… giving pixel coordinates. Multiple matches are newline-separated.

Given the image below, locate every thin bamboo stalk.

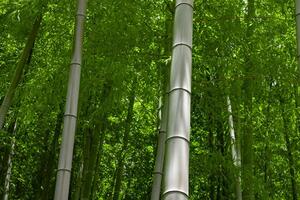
left=112, top=80, right=136, bottom=200
left=2, top=122, right=17, bottom=200
left=0, top=14, right=42, bottom=129
left=227, top=96, right=242, bottom=200
left=151, top=11, right=172, bottom=199
left=151, top=96, right=168, bottom=200
left=296, top=0, right=300, bottom=62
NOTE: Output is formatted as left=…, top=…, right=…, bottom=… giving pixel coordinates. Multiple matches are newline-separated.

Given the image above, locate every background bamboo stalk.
left=2, top=121, right=17, bottom=200
left=151, top=95, right=168, bottom=200
left=0, top=14, right=42, bottom=130
left=227, top=96, right=242, bottom=200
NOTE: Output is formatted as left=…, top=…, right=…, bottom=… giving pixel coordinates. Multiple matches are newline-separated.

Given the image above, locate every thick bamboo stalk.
left=53, top=0, right=88, bottom=199
left=227, top=96, right=242, bottom=200
left=162, top=1, right=193, bottom=199
left=0, top=14, right=42, bottom=129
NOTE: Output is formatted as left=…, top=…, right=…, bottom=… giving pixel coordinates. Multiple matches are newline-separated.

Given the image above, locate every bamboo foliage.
left=53, top=0, right=88, bottom=199
left=162, top=0, right=193, bottom=199
left=0, top=14, right=42, bottom=130
left=283, top=117, right=298, bottom=200
left=242, top=0, right=255, bottom=199
left=279, top=96, right=298, bottom=200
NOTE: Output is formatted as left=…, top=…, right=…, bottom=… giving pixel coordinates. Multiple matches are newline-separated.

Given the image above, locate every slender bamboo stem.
left=112, top=80, right=136, bottom=200
left=151, top=96, right=168, bottom=200
left=2, top=122, right=17, bottom=200
left=80, top=80, right=112, bottom=199
left=151, top=9, right=172, bottom=199
left=0, top=14, right=42, bottom=129
left=280, top=98, right=298, bottom=200
left=227, top=96, right=242, bottom=200
left=296, top=0, right=300, bottom=70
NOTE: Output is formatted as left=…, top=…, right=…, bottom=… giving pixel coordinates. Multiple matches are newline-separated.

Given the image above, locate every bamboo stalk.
left=162, top=1, right=194, bottom=199
left=53, top=0, right=88, bottom=199
left=0, top=14, right=42, bottom=129
left=227, top=96, right=242, bottom=200
left=151, top=96, right=168, bottom=200
left=2, top=122, right=17, bottom=200
left=112, top=79, right=136, bottom=200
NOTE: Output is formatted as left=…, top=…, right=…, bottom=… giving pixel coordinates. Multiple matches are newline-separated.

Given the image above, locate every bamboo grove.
left=0, top=0, right=300, bottom=199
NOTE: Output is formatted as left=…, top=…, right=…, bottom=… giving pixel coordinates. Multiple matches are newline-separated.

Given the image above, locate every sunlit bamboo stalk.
left=162, top=0, right=194, bottom=199
left=53, top=0, right=88, bottom=199
left=227, top=96, right=242, bottom=200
